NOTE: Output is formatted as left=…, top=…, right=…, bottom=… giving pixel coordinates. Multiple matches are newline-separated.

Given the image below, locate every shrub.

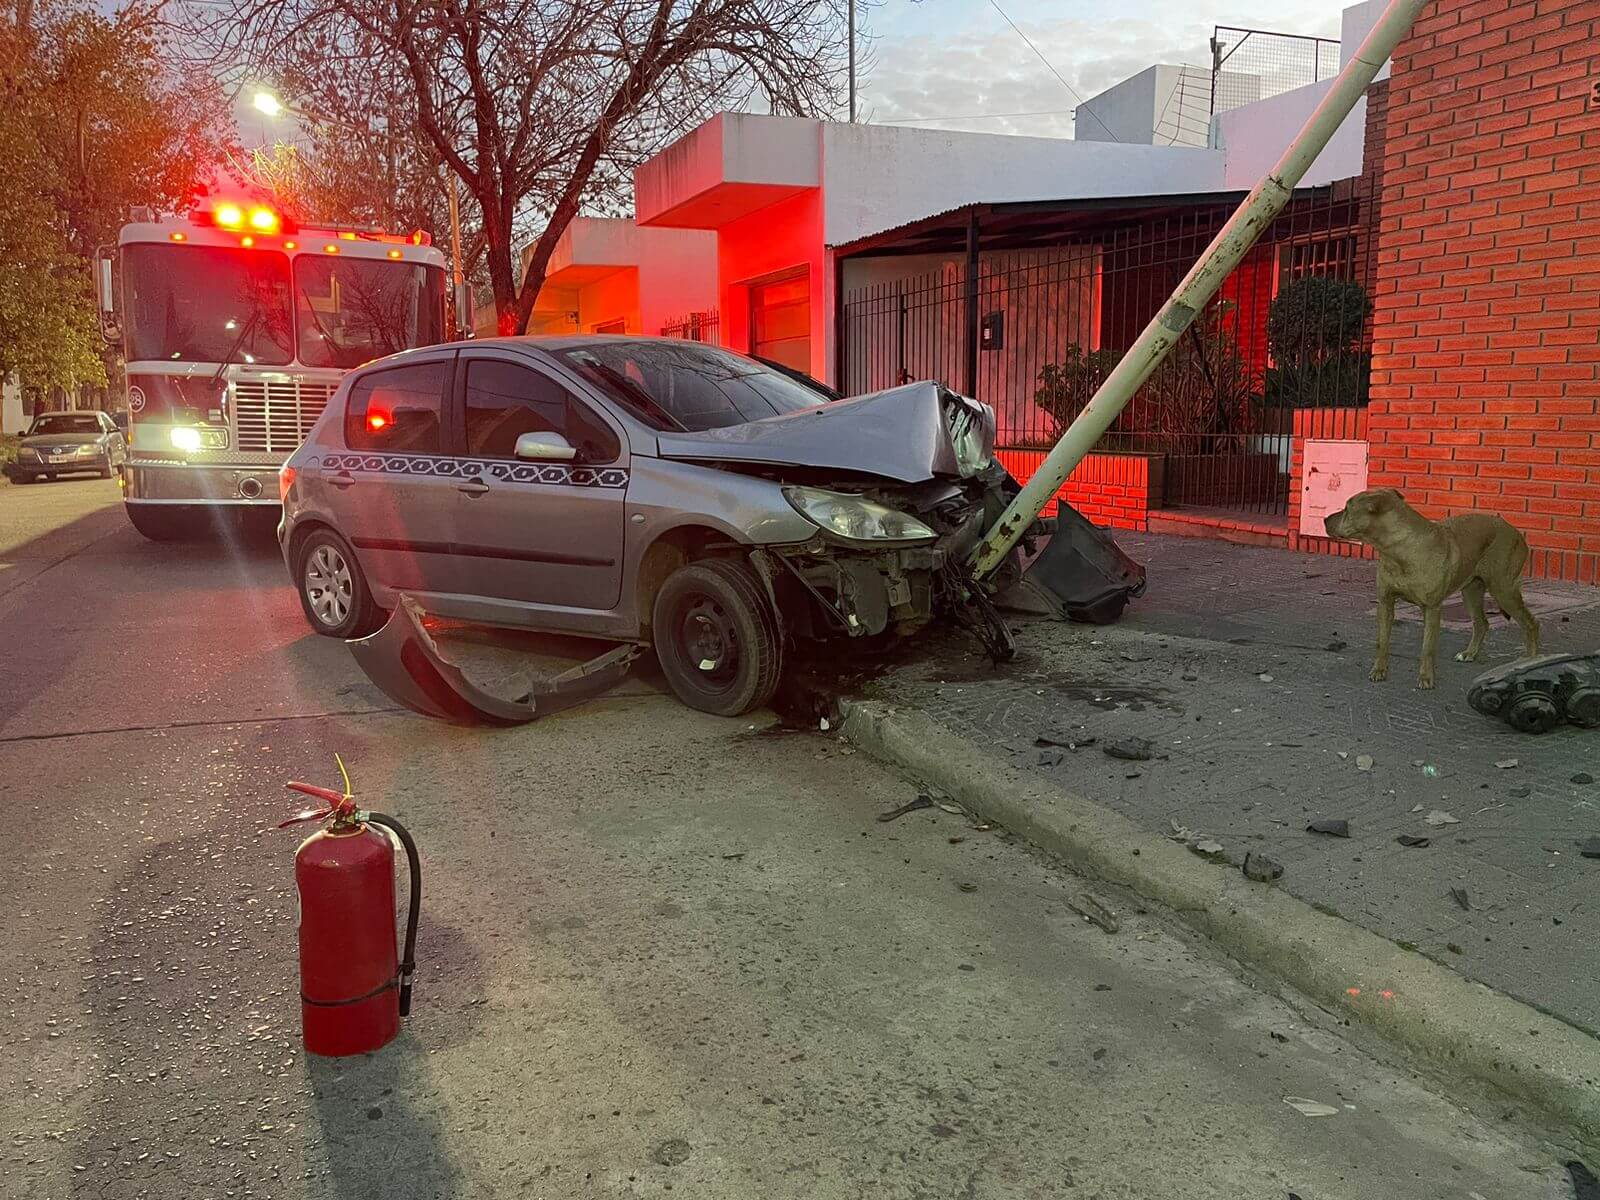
left=1264, top=275, right=1372, bottom=409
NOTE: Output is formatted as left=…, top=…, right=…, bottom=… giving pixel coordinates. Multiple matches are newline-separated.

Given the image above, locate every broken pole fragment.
left=966, top=0, right=1430, bottom=579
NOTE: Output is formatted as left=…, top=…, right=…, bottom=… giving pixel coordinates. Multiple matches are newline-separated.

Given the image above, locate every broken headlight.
left=783, top=486, right=937, bottom=546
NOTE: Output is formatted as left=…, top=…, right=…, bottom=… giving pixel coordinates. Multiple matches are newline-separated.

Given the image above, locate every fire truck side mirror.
left=453, top=281, right=475, bottom=340
left=94, top=249, right=120, bottom=343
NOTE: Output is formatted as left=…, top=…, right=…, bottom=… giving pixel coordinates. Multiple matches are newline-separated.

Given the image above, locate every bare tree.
left=186, top=0, right=845, bottom=334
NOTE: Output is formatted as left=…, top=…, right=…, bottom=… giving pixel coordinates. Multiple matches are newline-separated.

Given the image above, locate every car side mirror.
left=94, top=248, right=120, bottom=343
left=513, top=431, right=577, bottom=462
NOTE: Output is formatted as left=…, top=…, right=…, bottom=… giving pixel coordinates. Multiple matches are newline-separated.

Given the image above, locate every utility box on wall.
left=1299, top=439, right=1368, bottom=537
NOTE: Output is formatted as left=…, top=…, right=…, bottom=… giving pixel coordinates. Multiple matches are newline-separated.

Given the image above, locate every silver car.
left=278, top=336, right=1009, bottom=715
left=11, top=411, right=128, bottom=482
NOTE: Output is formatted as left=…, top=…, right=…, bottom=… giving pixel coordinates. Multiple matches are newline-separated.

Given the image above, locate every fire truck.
left=96, top=197, right=458, bottom=540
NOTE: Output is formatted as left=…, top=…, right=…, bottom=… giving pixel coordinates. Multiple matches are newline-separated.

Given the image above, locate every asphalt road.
left=0, top=481, right=1575, bottom=1199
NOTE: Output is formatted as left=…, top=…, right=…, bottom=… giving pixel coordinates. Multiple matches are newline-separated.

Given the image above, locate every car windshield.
left=123, top=244, right=294, bottom=365
left=294, top=257, right=445, bottom=368
left=29, top=414, right=101, bottom=435
left=553, top=341, right=828, bottom=432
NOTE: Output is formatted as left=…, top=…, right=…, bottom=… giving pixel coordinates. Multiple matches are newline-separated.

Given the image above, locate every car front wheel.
left=295, top=529, right=381, bottom=639
left=652, top=559, right=782, bottom=717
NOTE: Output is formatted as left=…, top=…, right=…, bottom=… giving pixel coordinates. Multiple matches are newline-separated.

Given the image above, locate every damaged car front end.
left=286, top=337, right=1142, bottom=723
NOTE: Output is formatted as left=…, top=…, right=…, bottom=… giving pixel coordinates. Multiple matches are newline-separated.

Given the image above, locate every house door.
left=750, top=273, right=809, bottom=372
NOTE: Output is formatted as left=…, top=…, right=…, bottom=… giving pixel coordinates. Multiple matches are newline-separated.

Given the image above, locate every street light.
left=251, top=90, right=284, bottom=118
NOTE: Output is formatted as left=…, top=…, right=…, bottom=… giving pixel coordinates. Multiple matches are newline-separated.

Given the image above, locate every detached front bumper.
left=123, top=459, right=279, bottom=505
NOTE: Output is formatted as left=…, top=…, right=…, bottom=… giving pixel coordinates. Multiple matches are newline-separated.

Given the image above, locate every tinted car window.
left=344, top=362, right=448, bottom=453
left=465, top=359, right=619, bottom=463
left=552, top=341, right=826, bottom=432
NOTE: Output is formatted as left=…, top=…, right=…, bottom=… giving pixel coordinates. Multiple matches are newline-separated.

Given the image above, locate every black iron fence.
left=661, top=309, right=721, bottom=345
left=1211, top=25, right=1342, bottom=117
left=839, top=185, right=1374, bottom=518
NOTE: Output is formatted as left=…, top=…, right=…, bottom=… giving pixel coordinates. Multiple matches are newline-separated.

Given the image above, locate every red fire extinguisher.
left=280, top=758, right=420, bottom=1057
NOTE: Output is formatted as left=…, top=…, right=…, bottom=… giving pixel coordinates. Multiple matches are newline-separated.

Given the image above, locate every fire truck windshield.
left=294, top=257, right=445, bottom=369
left=124, top=243, right=294, bottom=365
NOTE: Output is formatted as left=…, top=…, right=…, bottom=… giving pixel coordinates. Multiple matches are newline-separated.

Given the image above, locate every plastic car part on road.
left=347, top=595, right=643, bottom=725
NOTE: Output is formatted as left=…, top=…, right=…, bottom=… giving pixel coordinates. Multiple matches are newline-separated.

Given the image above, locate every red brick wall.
left=1367, top=0, right=1600, bottom=583
left=997, top=449, right=1154, bottom=531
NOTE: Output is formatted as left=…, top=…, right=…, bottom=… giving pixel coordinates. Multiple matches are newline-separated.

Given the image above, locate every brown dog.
left=1324, top=488, right=1540, bottom=689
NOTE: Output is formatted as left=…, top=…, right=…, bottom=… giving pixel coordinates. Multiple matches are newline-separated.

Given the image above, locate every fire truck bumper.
left=123, top=460, right=280, bottom=506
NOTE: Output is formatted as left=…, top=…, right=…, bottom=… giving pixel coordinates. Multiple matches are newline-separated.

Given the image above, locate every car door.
left=449, top=351, right=628, bottom=612
left=99, top=413, right=126, bottom=464
left=318, top=356, right=462, bottom=593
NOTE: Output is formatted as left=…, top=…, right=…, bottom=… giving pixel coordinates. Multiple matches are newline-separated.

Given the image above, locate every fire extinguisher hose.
left=365, top=812, right=421, bottom=1017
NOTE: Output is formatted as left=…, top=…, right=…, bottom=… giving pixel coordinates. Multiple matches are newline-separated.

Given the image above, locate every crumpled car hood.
left=653, top=381, right=993, bottom=484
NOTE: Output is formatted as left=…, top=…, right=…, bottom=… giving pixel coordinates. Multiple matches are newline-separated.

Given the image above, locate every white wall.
left=1077, top=65, right=1213, bottom=147
left=820, top=122, right=1226, bottom=247
left=1, top=373, right=22, bottom=434
left=1076, top=67, right=1159, bottom=143
left=1340, top=0, right=1392, bottom=82
left=1214, top=79, right=1368, bottom=188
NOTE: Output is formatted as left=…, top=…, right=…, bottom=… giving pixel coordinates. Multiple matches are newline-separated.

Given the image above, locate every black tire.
left=294, top=527, right=381, bottom=639
left=652, top=559, right=782, bottom=717
left=126, top=504, right=200, bottom=542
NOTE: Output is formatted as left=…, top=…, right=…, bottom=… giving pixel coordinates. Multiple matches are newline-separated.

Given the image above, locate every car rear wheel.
left=652, top=559, right=782, bottom=717
left=295, top=528, right=381, bottom=639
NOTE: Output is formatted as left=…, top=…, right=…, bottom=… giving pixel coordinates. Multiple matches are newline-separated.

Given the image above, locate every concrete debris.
left=1579, top=838, right=1600, bottom=860
left=1424, top=809, right=1461, bottom=827
left=1243, top=852, right=1284, bottom=882
left=1066, top=893, right=1119, bottom=934
left=1103, top=737, right=1154, bottom=762
left=652, top=1139, right=692, bottom=1167
left=1356, top=755, right=1374, bottom=771
left=1192, top=839, right=1225, bottom=856
left=1495, top=758, right=1519, bottom=769
left=1306, top=818, right=1351, bottom=838
left=1395, top=835, right=1431, bottom=848
left=1573, top=773, right=1595, bottom=785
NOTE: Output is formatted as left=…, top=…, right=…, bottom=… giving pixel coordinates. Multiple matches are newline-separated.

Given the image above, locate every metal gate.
left=838, top=186, right=1375, bottom=519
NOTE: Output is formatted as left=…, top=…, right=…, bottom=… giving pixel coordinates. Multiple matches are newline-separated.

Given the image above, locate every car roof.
left=463, top=334, right=719, bottom=353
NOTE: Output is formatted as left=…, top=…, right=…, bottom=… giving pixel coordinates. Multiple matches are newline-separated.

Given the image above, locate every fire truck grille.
left=233, top=380, right=335, bottom=454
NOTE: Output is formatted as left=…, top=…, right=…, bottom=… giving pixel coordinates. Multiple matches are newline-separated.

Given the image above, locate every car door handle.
left=457, top=479, right=490, bottom=496
left=327, top=470, right=356, bottom=489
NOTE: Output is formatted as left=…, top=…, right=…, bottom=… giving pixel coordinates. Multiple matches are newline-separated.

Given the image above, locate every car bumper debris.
left=348, top=596, right=643, bottom=726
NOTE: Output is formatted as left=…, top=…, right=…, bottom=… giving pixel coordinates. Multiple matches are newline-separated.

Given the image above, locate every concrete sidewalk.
left=870, top=530, right=1600, bottom=1036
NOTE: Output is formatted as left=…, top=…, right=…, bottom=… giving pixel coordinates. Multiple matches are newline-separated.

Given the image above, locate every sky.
left=856, top=0, right=1348, bottom=138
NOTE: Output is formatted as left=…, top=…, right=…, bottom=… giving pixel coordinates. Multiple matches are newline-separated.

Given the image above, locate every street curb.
left=840, top=698, right=1600, bottom=1150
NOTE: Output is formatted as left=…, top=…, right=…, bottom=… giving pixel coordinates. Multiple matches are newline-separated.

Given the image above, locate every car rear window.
left=553, top=342, right=826, bottom=432
left=344, top=362, right=448, bottom=453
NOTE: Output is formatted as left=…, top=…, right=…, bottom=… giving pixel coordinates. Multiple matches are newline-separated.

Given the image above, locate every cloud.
left=859, top=0, right=1345, bottom=139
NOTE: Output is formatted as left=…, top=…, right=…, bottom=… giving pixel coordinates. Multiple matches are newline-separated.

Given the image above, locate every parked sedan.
left=11, top=411, right=128, bottom=482
left=279, top=336, right=1017, bottom=716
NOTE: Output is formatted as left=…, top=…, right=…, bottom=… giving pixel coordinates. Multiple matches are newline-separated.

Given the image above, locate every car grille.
left=233, top=380, right=335, bottom=454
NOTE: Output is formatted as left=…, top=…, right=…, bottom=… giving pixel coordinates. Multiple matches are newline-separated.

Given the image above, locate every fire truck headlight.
left=171, top=427, right=203, bottom=453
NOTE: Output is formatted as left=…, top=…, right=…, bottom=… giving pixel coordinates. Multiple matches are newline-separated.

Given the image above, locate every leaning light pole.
left=969, top=0, right=1430, bottom=580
